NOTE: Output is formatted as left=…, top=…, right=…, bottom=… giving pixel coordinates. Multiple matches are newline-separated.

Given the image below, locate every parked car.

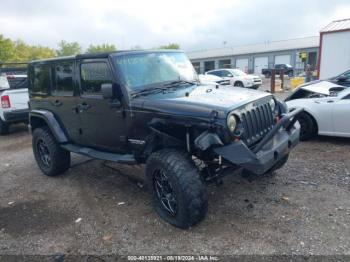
left=262, top=64, right=294, bottom=78
left=198, top=74, right=230, bottom=85
left=300, top=70, right=350, bottom=94
left=205, top=68, right=262, bottom=89
left=286, top=82, right=350, bottom=140
left=28, top=50, right=302, bottom=229
left=0, top=66, right=29, bottom=135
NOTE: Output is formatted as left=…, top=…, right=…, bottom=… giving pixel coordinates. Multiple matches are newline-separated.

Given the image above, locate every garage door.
left=236, top=58, right=249, bottom=73
left=254, top=57, right=268, bottom=74
left=275, top=55, right=291, bottom=65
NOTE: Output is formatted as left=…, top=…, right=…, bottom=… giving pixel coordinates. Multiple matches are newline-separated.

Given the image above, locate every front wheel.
left=32, top=127, right=71, bottom=176
left=297, top=113, right=317, bottom=141
left=234, top=81, right=244, bottom=87
left=146, top=149, right=208, bottom=229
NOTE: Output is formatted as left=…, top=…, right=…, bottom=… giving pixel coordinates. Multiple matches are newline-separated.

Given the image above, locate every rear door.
left=44, top=61, right=81, bottom=144
left=77, top=59, right=126, bottom=152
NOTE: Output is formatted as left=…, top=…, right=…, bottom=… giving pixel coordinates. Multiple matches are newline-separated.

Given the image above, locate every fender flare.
left=29, top=110, right=68, bottom=143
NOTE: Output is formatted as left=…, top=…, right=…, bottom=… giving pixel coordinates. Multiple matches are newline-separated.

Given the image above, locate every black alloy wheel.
left=153, top=169, right=177, bottom=216
left=36, top=138, right=51, bottom=168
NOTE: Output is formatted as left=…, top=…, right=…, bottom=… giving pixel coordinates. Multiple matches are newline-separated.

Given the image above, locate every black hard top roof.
left=29, top=49, right=183, bottom=64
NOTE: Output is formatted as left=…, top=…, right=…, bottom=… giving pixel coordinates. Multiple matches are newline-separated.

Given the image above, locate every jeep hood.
left=136, top=85, right=271, bottom=119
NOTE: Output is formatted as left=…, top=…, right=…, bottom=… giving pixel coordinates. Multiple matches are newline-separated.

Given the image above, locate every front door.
left=77, top=59, right=126, bottom=152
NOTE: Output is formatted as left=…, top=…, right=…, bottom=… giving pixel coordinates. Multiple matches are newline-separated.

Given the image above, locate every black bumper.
left=3, top=109, right=29, bottom=123
left=214, top=108, right=303, bottom=175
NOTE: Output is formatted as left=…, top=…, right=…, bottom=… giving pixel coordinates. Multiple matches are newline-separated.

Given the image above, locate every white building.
left=318, top=18, right=350, bottom=79
left=187, top=36, right=319, bottom=75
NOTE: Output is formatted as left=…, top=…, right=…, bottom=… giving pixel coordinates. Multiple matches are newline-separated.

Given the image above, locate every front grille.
left=240, top=103, right=274, bottom=145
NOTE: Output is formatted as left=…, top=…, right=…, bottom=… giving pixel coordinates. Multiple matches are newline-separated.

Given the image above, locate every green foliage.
left=86, top=43, right=117, bottom=54
left=0, top=35, right=120, bottom=63
left=0, top=35, right=55, bottom=63
left=56, top=40, right=82, bottom=56
left=158, top=43, right=180, bottom=50
left=0, top=35, right=15, bottom=62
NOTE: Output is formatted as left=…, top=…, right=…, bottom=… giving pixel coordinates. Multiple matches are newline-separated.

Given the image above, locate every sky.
left=1, top=0, right=350, bottom=51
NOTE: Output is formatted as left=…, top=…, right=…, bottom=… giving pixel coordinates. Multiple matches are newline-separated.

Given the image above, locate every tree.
left=12, top=40, right=55, bottom=62
left=159, top=43, right=180, bottom=49
left=56, top=40, right=82, bottom=56
left=0, top=35, right=15, bottom=62
left=86, top=43, right=117, bottom=54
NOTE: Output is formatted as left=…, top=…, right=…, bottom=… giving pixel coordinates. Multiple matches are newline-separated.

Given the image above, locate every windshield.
left=113, top=52, right=198, bottom=91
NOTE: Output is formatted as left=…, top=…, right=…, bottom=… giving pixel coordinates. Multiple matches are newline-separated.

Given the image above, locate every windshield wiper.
left=130, top=86, right=167, bottom=98
left=163, top=79, right=198, bottom=89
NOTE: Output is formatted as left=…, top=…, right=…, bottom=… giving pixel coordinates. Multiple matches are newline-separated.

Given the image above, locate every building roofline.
left=186, top=36, right=319, bottom=54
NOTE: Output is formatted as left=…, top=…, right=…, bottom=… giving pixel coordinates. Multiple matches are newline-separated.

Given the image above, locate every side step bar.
left=61, top=144, right=136, bottom=164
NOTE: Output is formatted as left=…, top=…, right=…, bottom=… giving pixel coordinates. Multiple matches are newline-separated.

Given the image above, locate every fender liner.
left=29, top=110, right=68, bottom=143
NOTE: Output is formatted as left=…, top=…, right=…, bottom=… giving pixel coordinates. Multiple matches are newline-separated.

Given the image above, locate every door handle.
left=327, top=100, right=334, bottom=103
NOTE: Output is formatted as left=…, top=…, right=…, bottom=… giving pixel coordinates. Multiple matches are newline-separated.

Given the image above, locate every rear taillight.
left=1, top=95, right=11, bottom=108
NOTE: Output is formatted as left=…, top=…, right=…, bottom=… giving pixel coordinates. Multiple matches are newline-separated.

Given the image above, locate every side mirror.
left=101, top=83, right=114, bottom=99
left=227, top=74, right=233, bottom=77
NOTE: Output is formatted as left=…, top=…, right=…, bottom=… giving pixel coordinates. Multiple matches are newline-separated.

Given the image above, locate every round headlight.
left=269, top=99, right=276, bottom=111
left=227, top=114, right=237, bottom=133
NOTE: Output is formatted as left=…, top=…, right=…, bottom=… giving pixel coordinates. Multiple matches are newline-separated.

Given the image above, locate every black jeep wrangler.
left=28, top=50, right=303, bottom=229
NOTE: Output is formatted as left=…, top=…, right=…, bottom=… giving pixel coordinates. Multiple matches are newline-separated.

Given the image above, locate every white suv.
left=206, top=68, right=262, bottom=89
left=0, top=67, right=29, bottom=135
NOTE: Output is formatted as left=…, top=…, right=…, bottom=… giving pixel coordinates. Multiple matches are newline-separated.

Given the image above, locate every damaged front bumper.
left=213, top=108, right=303, bottom=175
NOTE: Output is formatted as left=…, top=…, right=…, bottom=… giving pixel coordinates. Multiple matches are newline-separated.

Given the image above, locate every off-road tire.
left=0, top=119, right=10, bottom=135
left=297, top=112, right=317, bottom=141
left=32, top=127, right=70, bottom=176
left=145, top=149, right=208, bottom=229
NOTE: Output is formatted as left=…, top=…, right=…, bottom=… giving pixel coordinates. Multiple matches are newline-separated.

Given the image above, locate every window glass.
left=52, top=62, right=74, bottom=96
left=339, top=70, right=350, bottom=80
left=32, top=65, right=50, bottom=95
left=80, top=62, right=112, bottom=95
left=221, top=70, right=233, bottom=77
left=208, top=71, right=222, bottom=77
left=192, top=62, right=200, bottom=74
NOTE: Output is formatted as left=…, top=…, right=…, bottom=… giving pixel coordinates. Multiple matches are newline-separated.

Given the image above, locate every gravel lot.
left=0, top=84, right=350, bottom=257
left=1, top=123, right=350, bottom=257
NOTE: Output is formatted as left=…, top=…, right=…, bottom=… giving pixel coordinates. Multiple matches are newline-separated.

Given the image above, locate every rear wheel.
left=32, top=127, right=71, bottom=176
left=297, top=113, right=317, bottom=141
left=0, top=119, right=10, bottom=135
left=146, top=149, right=208, bottom=229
